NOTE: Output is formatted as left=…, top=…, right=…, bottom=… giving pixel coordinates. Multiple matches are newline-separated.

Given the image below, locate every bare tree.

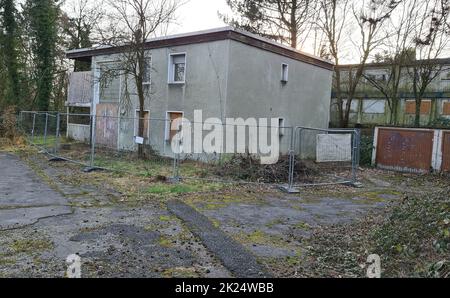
left=98, top=0, right=183, bottom=158
left=221, top=0, right=317, bottom=49
left=62, top=0, right=105, bottom=71
left=406, top=0, right=449, bottom=127
left=363, top=0, right=420, bottom=125
left=318, top=0, right=401, bottom=127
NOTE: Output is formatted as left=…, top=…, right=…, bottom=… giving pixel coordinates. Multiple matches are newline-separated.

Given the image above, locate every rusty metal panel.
left=95, top=104, right=118, bottom=149
left=442, top=131, right=450, bottom=172
left=376, top=128, right=434, bottom=173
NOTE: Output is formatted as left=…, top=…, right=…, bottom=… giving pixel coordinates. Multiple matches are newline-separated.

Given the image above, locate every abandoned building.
left=330, top=58, right=450, bottom=128
left=65, top=27, right=334, bottom=158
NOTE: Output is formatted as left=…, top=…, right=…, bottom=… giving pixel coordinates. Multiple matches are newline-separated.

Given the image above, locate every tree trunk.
left=414, top=98, right=421, bottom=127
left=136, top=71, right=145, bottom=158
left=290, top=0, right=298, bottom=48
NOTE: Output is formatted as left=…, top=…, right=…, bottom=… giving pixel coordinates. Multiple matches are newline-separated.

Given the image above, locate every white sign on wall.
left=316, top=134, right=352, bottom=162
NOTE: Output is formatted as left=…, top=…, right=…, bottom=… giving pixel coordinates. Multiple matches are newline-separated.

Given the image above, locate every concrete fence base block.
left=82, top=167, right=104, bottom=173
left=278, top=185, right=300, bottom=193
left=344, top=181, right=364, bottom=188
left=48, top=157, right=66, bottom=162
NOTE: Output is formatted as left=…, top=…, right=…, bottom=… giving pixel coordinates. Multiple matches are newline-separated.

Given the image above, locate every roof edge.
left=66, top=27, right=334, bottom=70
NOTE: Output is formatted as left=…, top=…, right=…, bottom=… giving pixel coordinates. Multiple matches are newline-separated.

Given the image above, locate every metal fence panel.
left=18, top=111, right=361, bottom=191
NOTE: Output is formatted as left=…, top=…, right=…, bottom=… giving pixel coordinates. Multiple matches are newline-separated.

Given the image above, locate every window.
left=142, top=57, right=152, bottom=85
left=281, top=64, right=289, bottom=83
left=341, top=99, right=359, bottom=113
left=98, top=63, right=121, bottom=103
left=168, top=53, right=186, bottom=83
left=278, top=118, right=285, bottom=136
left=405, top=100, right=431, bottom=115
left=362, top=100, right=385, bottom=114
left=134, top=110, right=150, bottom=139
left=365, top=72, right=387, bottom=82
left=68, top=107, right=90, bottom=125
left=165, top=111, right=183, bottom=142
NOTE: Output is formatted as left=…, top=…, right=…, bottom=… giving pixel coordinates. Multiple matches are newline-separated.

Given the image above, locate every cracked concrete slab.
left=0, top=153, right=71, bottom=229
left=0, top=206, right=72, bottom=230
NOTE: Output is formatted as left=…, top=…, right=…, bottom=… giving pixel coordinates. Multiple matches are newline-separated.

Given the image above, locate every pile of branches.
left=214, top=153, right=319, bottom=183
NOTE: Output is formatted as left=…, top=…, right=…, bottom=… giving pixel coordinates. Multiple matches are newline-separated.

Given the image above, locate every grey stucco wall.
left=225, top=40, right=333, bottom=154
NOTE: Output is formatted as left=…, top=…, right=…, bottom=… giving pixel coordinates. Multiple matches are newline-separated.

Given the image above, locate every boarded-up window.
left=405, top=100, right=431, bottom=115
left=443, top=102, right=450, bottom=115
left=166, top=112, right=183, bottom=142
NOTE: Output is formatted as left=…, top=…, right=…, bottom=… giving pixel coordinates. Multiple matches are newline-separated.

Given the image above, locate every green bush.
left=431, top=117, right=450, bottom=129
left=359, top=134, right=374, bottom=167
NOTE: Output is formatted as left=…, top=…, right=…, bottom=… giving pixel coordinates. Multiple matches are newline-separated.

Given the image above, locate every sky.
left=173, top=0, right=231, bottom=34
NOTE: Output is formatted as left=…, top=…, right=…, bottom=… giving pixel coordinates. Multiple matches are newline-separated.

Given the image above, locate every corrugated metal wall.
left=375, top=128, right=434, bottom=173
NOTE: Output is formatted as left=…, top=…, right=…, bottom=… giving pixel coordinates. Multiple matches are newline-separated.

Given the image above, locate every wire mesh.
left=18, top=111, right=360, bottom=190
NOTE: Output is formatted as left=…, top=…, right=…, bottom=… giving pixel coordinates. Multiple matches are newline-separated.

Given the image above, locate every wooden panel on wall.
left=405, top=100, right=431, bottom=115
left=95, top=103, right=119, bottom=149
left=443, top=102, right=450, bottom=116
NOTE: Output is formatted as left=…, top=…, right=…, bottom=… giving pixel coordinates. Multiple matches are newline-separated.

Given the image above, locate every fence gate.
left=375, top=127, right=434, bottom=173
left=442, top=130, right=450, bottom=173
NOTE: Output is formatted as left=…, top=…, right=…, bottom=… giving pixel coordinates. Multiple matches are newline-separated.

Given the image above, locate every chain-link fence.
left=18, top=111, right=360, bottom=191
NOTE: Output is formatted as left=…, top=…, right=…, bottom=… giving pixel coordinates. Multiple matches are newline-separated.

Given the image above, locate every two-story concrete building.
left=65, top=27, right=334, bottom=158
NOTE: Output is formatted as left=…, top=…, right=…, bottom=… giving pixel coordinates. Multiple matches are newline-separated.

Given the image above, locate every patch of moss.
left=10, top=238, right=53, bottom=254
left=162, top=267, right=199, bottom=278
left=266, top=218, right=285, bottom=228
left=201, top=203, right=228, bottom=210
left=353, top=190, right=402, bottom=204
left=294, top=222, right=312, bottom=230
left=158, top=236, right=174, bottom=248
left=234, top=230, right=285, bottom=247
left=159, top=215, right=174, bottom=222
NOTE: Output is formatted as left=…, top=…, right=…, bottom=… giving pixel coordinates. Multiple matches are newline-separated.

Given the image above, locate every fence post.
left=280, top=127, right=300, bottom=193
left=288, top=127, right=295, bottom=189
left=171, top=125, right=181, bottom=183
left=43, top=113, right=49, bottom=150
left=90, top=114, right=96, bottom=168
left=54, top=112, right=60, bottom=154
left=351, top=128, right=361, bottom=185
left=31, top=112, right=36, bottom=142
left=18, top=111, right=23, bottom=132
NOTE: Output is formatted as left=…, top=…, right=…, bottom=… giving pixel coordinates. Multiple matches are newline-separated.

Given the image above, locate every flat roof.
left=337, top=57, right=450, bottom=69
left=66, top=27, right=334, bottom=70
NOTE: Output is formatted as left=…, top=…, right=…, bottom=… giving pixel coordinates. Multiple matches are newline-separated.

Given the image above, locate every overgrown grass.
left=304, top=186, right=450, bottom=278
left=145, top=181, right=224, bottom=196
